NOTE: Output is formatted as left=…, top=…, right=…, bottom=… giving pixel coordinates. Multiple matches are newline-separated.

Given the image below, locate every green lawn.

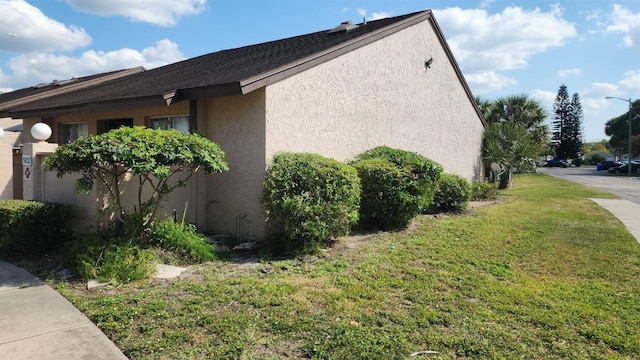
left=56, top=174, right=640, bottom=359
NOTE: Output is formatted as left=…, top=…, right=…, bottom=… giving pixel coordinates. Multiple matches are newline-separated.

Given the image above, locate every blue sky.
left=0, top=0, right=639, bottom=142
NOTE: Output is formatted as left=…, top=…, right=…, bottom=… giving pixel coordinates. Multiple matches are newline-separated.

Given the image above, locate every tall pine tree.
left=552, top=84, right=583, bottom=160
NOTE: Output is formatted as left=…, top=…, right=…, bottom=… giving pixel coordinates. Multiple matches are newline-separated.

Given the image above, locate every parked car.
left=597, top=160, right=622, bottom=171
left=608, top=161, right=640, bottom=174
left=543, top=159, right=570, bottom=168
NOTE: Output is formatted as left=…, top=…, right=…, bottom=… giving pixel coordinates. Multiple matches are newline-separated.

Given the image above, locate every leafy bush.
left=583, top=152, right=607, bottom=165
left=353, top=146, right=443, bottom=211
left=67, top=228, right=156, bottom=283
left=432, top=173, right=471, bottom=212
left=352, top=158, right=420, bottom=230
left=470, top=181, right=499, bottom=201
left=0, top=200, right=70, bottom=255
left=145, top=218, right=217, bottom=263
left=43, top=126, right=228, bottom=227
left=261, top=153, right=361, bottom=254
left=513, top=157, right=538, bottom=173
left=66, top=214, right=218, bottom=282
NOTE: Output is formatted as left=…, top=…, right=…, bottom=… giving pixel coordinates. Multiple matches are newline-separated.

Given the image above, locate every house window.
left=150, top=116, right=190, bottom=133
left=61, top=123, right=88, bottom=143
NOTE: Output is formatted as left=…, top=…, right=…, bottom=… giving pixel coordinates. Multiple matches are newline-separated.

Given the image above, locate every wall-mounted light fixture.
left=424, top=57, right=434, bottom=70
left=31, top=123, right=52, bottom=142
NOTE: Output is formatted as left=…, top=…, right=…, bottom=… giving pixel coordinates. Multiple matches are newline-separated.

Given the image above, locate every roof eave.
left=165, top=82, right=243, bottom=104
left=9, top=95, right=167, bottom=118
left=0, top=67, right=146, bottom=115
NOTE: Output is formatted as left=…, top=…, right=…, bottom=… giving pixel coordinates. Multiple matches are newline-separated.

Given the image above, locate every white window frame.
left=150, top=115, right=190, bottom=133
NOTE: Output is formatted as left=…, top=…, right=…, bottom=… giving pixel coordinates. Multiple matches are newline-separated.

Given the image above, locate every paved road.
left=539, top=166, right=640, bottom=205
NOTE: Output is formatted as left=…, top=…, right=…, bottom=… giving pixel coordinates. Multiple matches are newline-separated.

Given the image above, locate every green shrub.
left=583, top=152, right=607, bottom=165
left=0, top=200, right=70, bottom=255
left=432, top=173, right=471, bottom=212
left=145, top=218, right=217, bottom=263
left=353, top=158, right=420, bottom=230
left=67, top=229, right=156, bottom=283
left=353, top=146, right=443, bottom=211
left=261, top=152, right=361, bottom=254
left=470, top=181, right=499, bottom=201
left=66, top=214, right=218, bottom=282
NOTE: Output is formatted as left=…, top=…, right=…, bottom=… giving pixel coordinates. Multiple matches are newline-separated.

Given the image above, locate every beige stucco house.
left=0, top=10, right=485, bottom=240
left=0, top=117, right=22, bottom=200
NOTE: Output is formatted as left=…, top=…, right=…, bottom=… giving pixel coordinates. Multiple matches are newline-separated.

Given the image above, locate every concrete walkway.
left=590, top=198, right=640, bottom=245
left=0, top=260, right=127, bottom=360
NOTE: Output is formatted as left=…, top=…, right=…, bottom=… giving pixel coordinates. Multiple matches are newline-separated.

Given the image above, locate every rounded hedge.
left=432, top=173, right=471, bottom=213
left=0, top=200, right=71, bottom=255
left=354, top=146, right=443, bottom=211
left=352, top=157, right=420, bottom=230
left=261, top=152, right=361, bottom=254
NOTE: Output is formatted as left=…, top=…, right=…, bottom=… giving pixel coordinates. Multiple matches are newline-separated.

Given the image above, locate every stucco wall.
left=0, top=132, right=19, bottom=200
left=43, top=170, right=97, bottom=229
left=264, top=18, right=484, bottom=180
left=204, top=90, right=266, bottom=239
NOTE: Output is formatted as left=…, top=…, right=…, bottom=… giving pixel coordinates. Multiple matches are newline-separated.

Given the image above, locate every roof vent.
left=328, top=20, right=359, bottom=34
left=54, top=78, right=76, bottom=86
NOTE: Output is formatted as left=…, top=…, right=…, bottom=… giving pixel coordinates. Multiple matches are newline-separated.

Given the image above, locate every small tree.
left=43, top=126, right=229, bottom=227
left=483, top=122, right=537, bottom=189
left=483, top=94, right=549, bottom=151
left=552, top=84, right=583, bottom=160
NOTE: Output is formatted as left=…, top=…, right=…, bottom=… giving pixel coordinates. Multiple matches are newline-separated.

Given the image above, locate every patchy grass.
left=54, top=174, right=640, bottom=359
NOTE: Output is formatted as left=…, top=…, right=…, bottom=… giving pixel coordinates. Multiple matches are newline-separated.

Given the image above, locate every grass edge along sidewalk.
left=55, top=174, right=640, bottom=359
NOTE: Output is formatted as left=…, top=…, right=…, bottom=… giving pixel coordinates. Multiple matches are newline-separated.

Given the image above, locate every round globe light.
left=31, top=123, right=52, bottom=142
left=0, top=127, right=4, bottom=139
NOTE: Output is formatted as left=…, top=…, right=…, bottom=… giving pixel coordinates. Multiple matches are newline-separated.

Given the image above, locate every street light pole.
left=606, top=96, right=633, bottom=175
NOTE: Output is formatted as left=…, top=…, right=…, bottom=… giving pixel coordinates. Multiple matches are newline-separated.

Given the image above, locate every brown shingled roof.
left=0, top=67, right=145, bottom=116
left=3, top=10, right=484, bottom=125
left=4, top=11, right=429, bottom=117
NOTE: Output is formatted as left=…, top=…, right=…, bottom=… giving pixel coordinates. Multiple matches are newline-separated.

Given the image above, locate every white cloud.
left=480, top=0, right=495, bottom=9
left=0, top=0, right=91, bottom=52
left=435, top=5, right=576, bottom=93
left=619, top=70, right=640, bottom=90
left=0, top=68, right=10, bottom=93
left=558, top=68, right=581, bottom=77
left=370, top=11, right=392, bottom=20
left=353, top=8, right=392, bottom=21
left=4, top=39, right=184, bottom=90
left=465, top=71, right=516, bottom=94
left=435, top=5, right=576, bottom=74
left=530, top=89, right=556, bottom=111
left=604, top=4, right=640, bottom=47
left=65, top=0, right=207, bottom=27
left=580, top=82, right=620, bottom=113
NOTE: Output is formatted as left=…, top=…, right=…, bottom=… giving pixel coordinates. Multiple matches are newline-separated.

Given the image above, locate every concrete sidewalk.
left=591, top=198, right=640, bottom=245
left=0, top=260, right=127, bottom=360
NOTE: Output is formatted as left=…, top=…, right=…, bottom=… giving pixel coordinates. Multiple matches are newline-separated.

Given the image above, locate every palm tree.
left=482, top=94, right=550, bottom=151
left=483, top=122, right=537, bottom=189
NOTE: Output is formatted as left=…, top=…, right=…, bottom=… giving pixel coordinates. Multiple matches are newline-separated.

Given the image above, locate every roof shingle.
left=0, top=10, right=456, bottom=115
